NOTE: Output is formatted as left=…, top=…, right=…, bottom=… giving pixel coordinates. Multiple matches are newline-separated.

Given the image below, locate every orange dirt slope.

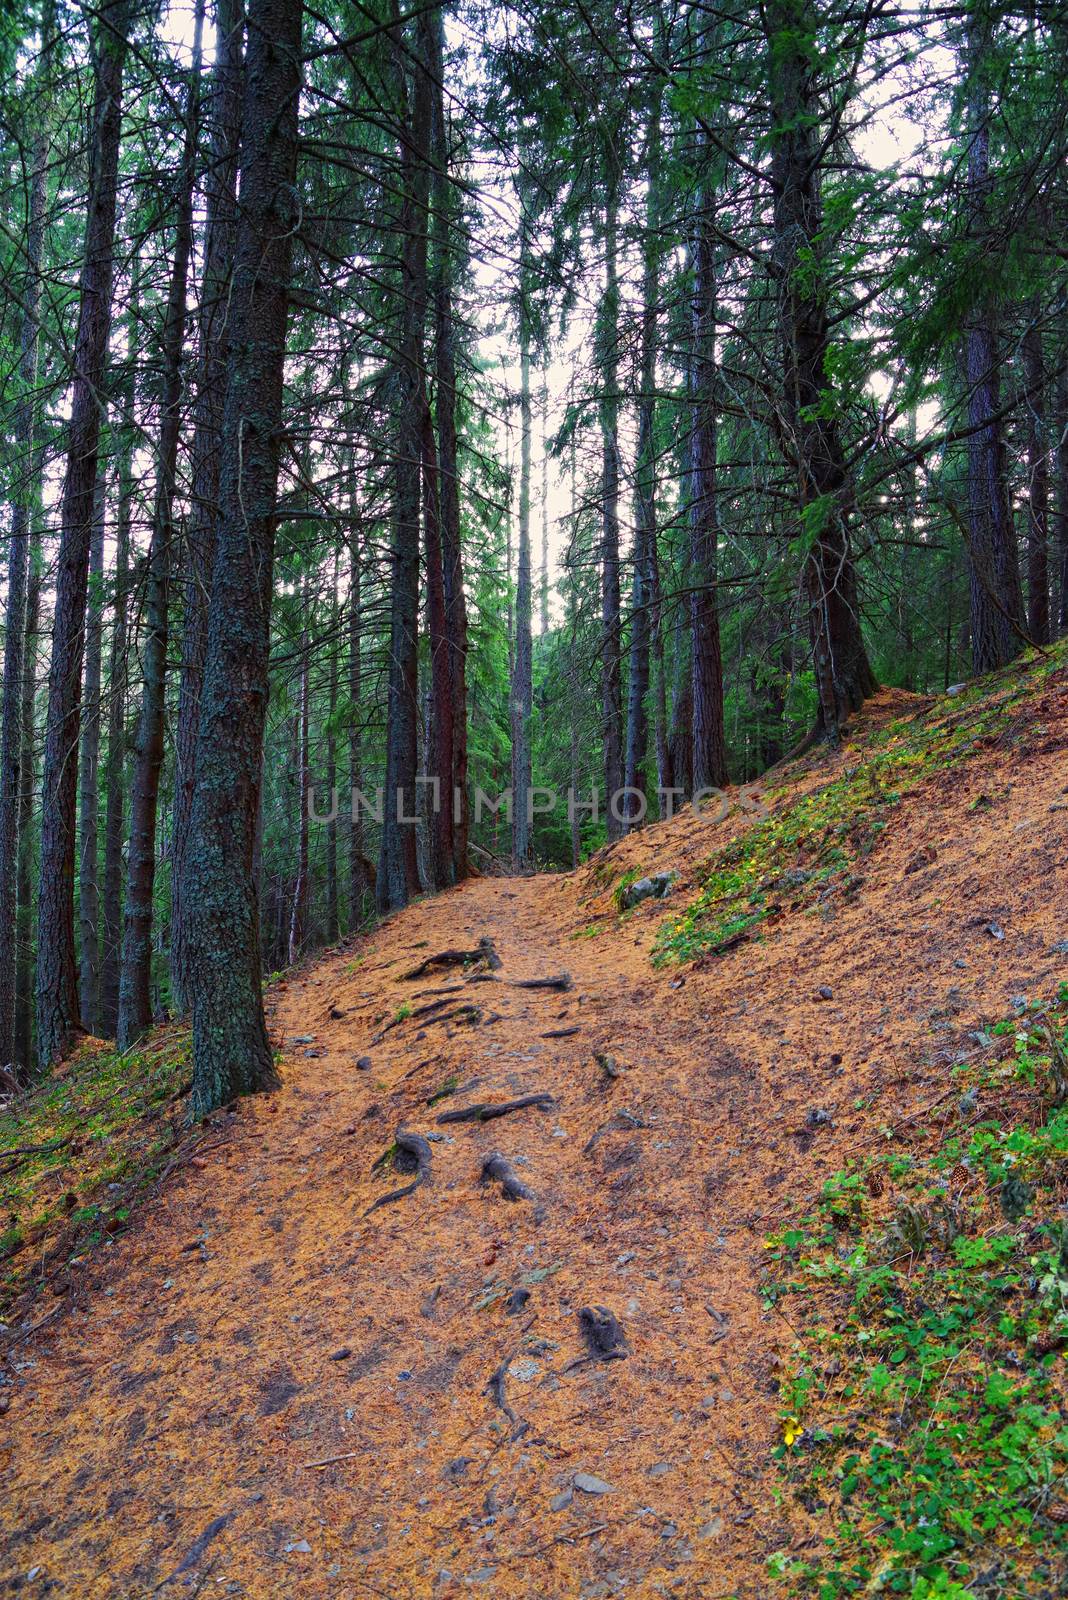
left=4, top=655, right=1068, bottom=1598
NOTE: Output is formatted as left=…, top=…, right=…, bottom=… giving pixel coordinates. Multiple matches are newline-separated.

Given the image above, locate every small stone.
left=507, top=1357, right=539, bottom=1382
left=806, top=1107, right=832, bottom=1128
left=356, top=1056, right=373, bottom=1070
left=290, top=1035, right=315, bottom=1045
left=397, top=1369, right=413, bottom=1381
left=698, top=1515, right=724, bottom=1540
left=505, top=1288, right=530, bottom=1315
left=573, top=1472, right=614, bottom=1495
left=468, top=1568, right=496, bottom=1583
left=550, top=1489, right=573, bottom=1512
left=815, top=985, right=833, bottom=1001
left=647, top=1461, right=672, bottom=1478
left=283, top=1539, right=311, bottom=1553
left=328, top=1347, right=351, bottom=1361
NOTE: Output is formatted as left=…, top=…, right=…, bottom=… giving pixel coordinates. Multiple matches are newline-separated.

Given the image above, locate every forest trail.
left=6, top=662, right=1068, bottom=1598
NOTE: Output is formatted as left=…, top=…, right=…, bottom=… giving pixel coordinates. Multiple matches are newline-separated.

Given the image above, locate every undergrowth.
left=765, top=986, right=1068, bottom=1597
left=0, top=1028, right=193, bottom=1317
left=654, top=647, right=1065, bottom=967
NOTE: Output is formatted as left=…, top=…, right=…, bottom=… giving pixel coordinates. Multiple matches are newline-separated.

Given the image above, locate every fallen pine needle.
left=301, top=1451, right=363, bottom=1469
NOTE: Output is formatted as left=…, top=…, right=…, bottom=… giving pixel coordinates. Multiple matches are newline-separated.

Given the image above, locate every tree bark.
left=511, top=207, right=534, bottom=870
left=688, top=139, right=728, bottom=794
left=1022, top=314, right=1050, bottom=646
left=15, top=536, right=42, bottom=1074
left=101, top=311, right=136, bottom=1038
left=36, top=0, right=132, bottom=1067
left=183, top=0, right=303, bottom=1115
left=599, top=154, right=624, bottom=834
left=423, top=399, right=455, bottom=887
left=961, top=3, right=1024, bottom=673
left=78, top=474, right=106, bottom=1033
left=117, top=3, right=203, bottom=1049
left=765, top=0, right=876, bottom=741
left=171, top=0, right=244, bottom=1015
left=0, top=2, right=51, bottom=1070
left=347, top=508, right=371, bottom=926
left=623, top=96, right=663, bottom=827
left=288, top=622, right=310, bottom=967
left=378, top=15, right=432, bottom=912
left=427, top=3, right=469, bottom=879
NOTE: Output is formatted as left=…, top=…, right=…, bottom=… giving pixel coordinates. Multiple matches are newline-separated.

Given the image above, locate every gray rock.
left=550, top=1489, right=573, bottom=1512
left=573, top=1472, right=614, bottom=1495
left=283, top=1539, right=311, bottom=1554
left=621, top=871, right=678, bottom=910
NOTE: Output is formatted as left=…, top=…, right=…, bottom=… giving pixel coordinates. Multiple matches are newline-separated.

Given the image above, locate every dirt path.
left=5, top=682, right=1068, bottom=1597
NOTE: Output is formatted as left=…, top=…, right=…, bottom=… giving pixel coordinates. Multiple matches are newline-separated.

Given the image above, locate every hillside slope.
left=4, top=647, right=1068, bottom=1598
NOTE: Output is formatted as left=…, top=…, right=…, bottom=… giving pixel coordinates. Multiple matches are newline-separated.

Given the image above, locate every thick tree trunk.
left=599, top=163, right=624, bottom=834
left=118, top=6, right=203, bottom=1050
left=101, top=325, right=135, bottom=1038
left=183, top=0, right=303, bottom=1115
left=0, top=8, right=50, bottom=1070
left=325, top=571, right=339, bottom=944
left=1022, top=315, right=1050, bottom=646
left=765, top=0, right=875, bottom=742
left=423, top=402, right=456, bottom=887
left=36, top=0, right=132, bottom=1067
left=540, top=383, right=550, bottom=637
left=288, top=631, right=310, bottom=967
left=1057, top=341, right=1068, bottom=634
left=688, top=153, right=728, bottom=794
left=511, top=231, right=534, bottom=870
left=347, top=514, right=371, bottom=926
left=15, top=538, right=42, bottom=1074
left=427, top=4, right=469, bottom=878
left=378, top=18, right=432, bottom=912
left=961, top=4, right=1024, bottom=673
left=623, top=102, right=662, bottom=829
left=171, top=0, right=244, bottom=1014
left=78, top=475, right=106, bottom=1033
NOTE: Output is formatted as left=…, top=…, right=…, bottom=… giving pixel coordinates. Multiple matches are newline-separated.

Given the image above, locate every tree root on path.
left=364, top=1129, right=433, bottom=1216
left=507, top=973, right=572, bottom=992
left=481, top=1151, right=538, bottom=1205
left=400, top=936, right=501, bottom=980
left=487, top=1351, right=529, bottom=1438
left=437, top=1093, right=555, bottom=1126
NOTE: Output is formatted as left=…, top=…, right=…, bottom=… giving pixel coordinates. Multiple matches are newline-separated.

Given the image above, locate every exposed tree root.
left=400, top=936, right=501, bottom=980
left=507, top=973, right=572, bottom=992
left=363, top=1128, right=433, bottom=1216
left=437, top=1093, right=555, bottom=1125
left=481, top=1151, right=537, bottom=1204
left=542, top=1025, right=580, bottom=1038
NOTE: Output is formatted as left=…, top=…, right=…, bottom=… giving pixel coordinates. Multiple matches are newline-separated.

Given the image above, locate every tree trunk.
left=623, top=97, right=662, bottom=827
left=423, top=400, right=455, bottom=887
left=101, top=314, right=136, bottom=1038
left=765, top=0, right=876, bottom=741
left=36, top=0, right=132, bottom=1067
left=511, top=212, right=534, bottom=870
left=0, top=3, right=51, bottom=1070
left=325, top=568, right=339, bottom=944
left=688, top=139, right=728, bottom=793
left=78, top=474, right=106, bottom=1033
left=347, top=511, right=371, bottom=926
left=961, top=3, right=1024, bottom=673
left=15, top=536, right=42, bottom=1074
left=288, top=628, right=310, bottom=967
left=1022, top=314, right=1050, bottom=646
left=599, top=157, right=624, bottom=834
left=378, top=16, right=432, bottom=912
left=183, top=0, right=303, bottom=1115
left=117, top=4, right=203, bottom=1050
left=1057, top=334, right=1068, bottom=634
left=171, top=0, right=244, bottom=1014
left=428, top=5, right=469, bottom=882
